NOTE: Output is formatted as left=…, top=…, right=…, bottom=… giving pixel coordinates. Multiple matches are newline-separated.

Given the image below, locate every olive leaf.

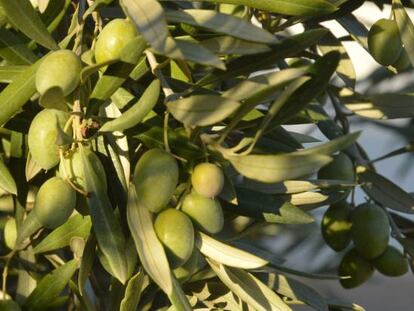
left=0, top=29, right=38, bottom=65
left=167, top=95, right=241, bottom=126
left=0, top=158, right=17, bottom=195
left=168, top=0, right=337, bottom=16
left=120, top=269, right=150, bottom=311
left=100, top=79, right=161, bottom=132
left=196, top=231, right=268, bottom=269
left=0, top=0, right=59, bottom=50
left=24, top=259, right=78, bottom=310
left=0, top=61, right=40, bottom=127
left=33, top=214, right=92, bottom=254
left=393, top=0, right=414, bottom=67
left=207, top=259, right=292, bottom=311
left=201, top=36, right=271, bottom=55
left=80, top=145, right=129, bottom=284
left=127, top=184, right=173, bottom=295
left=165, top=9, right=276, bottom=44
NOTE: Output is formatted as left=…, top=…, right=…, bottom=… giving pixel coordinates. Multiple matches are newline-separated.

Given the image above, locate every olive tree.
left=0, top=0, right=413, bottom=310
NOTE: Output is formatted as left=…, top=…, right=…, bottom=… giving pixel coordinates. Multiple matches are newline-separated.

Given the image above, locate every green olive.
left=28, top=109, right=70, bottom=170
left=368, top=19, right=403, bottom=66
left=318, top=152, right=355, bottom=181
left=33, top=177, right=76, bottom=229
left=191, top=163, right=224, bottom=198
left=0, top=299, right=21, bottom=311
left=59, top=148, right=107, bottom=191
left=35, top=49, right=82, bottom=96
left=351, top=203, right=390, bottom=259
left=339, top=249, right=374, bottom=289
left=173, top=249, right=204, bottom=282
left=392, top=48, right=411, bottom=72
left=321, top=201, right=352, bottom=252
left=4, top=218, right=17, bottom=249
left=373, top=246, right=408, bottom=277
left=94, top=19, right=138, bottom=63
left=154, top=208, right=194, bottom=268
left=133, top=149, right=179, bottom=213
left=181, top=192, right=224, bottom=234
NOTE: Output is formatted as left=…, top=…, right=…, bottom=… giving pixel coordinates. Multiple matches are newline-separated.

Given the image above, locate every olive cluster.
left=133, top=149, right=225, bottom=280
left=322, top=200, right=408, bottom=288
left=317, top=152, right=408, bottom=288
left=368, top=18, right=410, bottom=71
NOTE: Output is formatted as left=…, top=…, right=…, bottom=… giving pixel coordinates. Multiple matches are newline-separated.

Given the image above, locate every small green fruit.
left=33, top=177, right=76, bottom=228
left=59, top=148, right=107, bottom=191
left=318, top=152, right=355, bottom=181
left=373, top=246, right=408, bottom=277
left=94, top=19, right=138, bottom=63
left=351, top=203, right=390, bottom=259
left=173, top=249, right=204, bottom=282
left=35, top=49, right=82, bottom=96
left=368, top=19, right=403, bottom=66
left=191, top=163, right=224, bottom=198
left=4, top=218, right=17, bottom=249
left=181, top=192, right=224, bottom=234
left=28, top=109, right=70, bottom=170
left=154, top=208, right=194, bottom=268
left=339, top=249, right=374, bottom=289
left=133, top=149, right=179, bottom=213
left=392, top=48, right=411, bottom=72
left=321, top=201, right=352, bottom=252
left=0, top=299, right=21, bottom=311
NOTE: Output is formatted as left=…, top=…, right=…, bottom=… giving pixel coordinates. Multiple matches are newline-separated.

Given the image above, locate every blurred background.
left=259, top=2, right=414, bottom=310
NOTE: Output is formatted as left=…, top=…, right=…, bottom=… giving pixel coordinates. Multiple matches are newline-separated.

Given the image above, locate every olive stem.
left=1, top=250, right=15, bottom=300
left=163, top=111, right=171, bottom=153
left=144, top=50, right=174, bottom=98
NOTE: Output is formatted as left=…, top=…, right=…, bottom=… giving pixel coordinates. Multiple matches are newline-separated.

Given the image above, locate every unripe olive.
left=181, top=192, right=224, bottom=234
left=28, top=109, right=70, bottom=170
left=94, top=19, right=138, bottom=63
left=133, top=149, right=179, bottom=213
left=191, top=163, right=224, bottom=198
left=154, top=208, right=194, bottom=268
left=59, top=148, right=107, bottom=191
left=321, top=201, right=352, bottom=252
left=339, top=249, right=374, bottom=289
left=351, top=203, right=390, bottom=259
left=392, top=48, right=411, bottom=72
left=4, top=218, right=17, bottom=249
left=33, top=177, right=76, bottom=229
left=0, top=299, right=21, bottom=311
left=373, top=246, right=408, bottom=277
left=318, top=152, right=355, bottom=181
left=368, top=19, right=403, bottom=66
left=173, top=249, right=203, bottom=282
left=35, top=49, right=82, bottom=96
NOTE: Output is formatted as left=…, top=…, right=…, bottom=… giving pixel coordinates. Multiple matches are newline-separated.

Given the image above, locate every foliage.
left=0, top=0, right=413, bottom=310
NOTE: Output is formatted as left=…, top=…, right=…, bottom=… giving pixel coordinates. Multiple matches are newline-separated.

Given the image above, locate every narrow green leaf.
left=393, top=0, right=414, bottom=67
left=0, top=0, right=58, bottom=50
left=120, top=269, right=149, bottom=311
left=175, top=39, right=225, bottom=69
left=358, top=167, right=414, bottom=214
left=127, top=184, right=173, bottom=295
left=100, top=80, right=160, bottom=132
left=167, top=95, right=241, bottom=126
left=0, top=61, right=40, bottom=127
left=168, top=276, right=193, bottom=311
left=196, top=232, right=268, bottom=269
left=201, top=36, right=271, bottom=55
left=207, top=259, right=292, bottom=311
left=0, top=65, right=27, bottom=83
left=298, top=132, right=360, bottom=156
left=225, top=152, right=331, bottom=183
left=80, top=146, right=128, bottom=284
left=24, top=259, right=78, bottom=310
left=121, top=0, right=182, bottom=58
left=337, top=87, right=414, bottom=119
left=33, top=214, right=92, bottom=254
left=164, top=0, right=337, bottom=16
left=265, top=273, right=329, bottom=311
left=0, top=28, right=38, bottom=64
left=165, top=9, right=276, bottom=44
left=0, top=158, right=17, bottom=195
left=78, top=235, right=96, bottom=298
